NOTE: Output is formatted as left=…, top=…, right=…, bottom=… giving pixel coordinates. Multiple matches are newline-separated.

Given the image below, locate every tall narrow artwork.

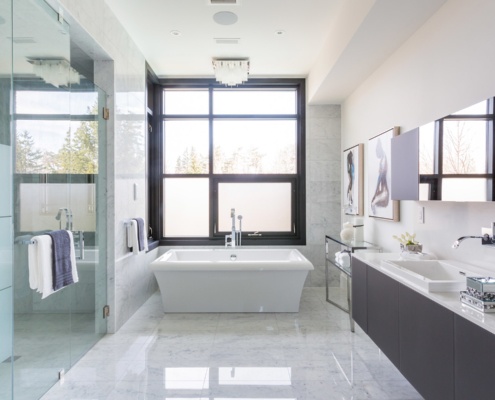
left=368, top=127, right=400, bottom=221
left=343, top=144, right=363, bottom=215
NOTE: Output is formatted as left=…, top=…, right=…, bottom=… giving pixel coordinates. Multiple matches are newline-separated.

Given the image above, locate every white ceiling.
left=104, top=0, right=447, bottom=104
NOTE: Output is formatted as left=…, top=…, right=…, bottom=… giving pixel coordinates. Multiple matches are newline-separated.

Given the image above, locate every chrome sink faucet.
left=225, top=208, right=242, bottom=247
left=452, top=222, right=495, bottom=248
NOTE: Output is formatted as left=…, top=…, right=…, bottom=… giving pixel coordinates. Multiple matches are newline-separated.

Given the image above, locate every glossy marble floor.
left=40, top=288, right=423, bottom=400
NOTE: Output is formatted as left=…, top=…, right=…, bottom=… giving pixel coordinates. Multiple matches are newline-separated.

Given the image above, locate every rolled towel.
left=335, top=256, right=350, bottom=268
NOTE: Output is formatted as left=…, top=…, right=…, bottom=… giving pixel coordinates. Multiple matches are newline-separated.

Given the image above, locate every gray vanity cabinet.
left=351, top=258, right=400, bottom=367
left=352, top=258, right=457, bottom=399
left=351, top=257, right=368, bottom=332
left=367, top=266, right=400, bottom=368
left=454, top=315, right=495, bottom=400
left=399, top=284, right=455, bottom=400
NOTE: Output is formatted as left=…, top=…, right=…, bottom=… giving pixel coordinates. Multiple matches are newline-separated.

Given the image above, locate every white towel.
left=335, top=251, right=351, bottom=268
left=28, top=232, right=78, bottom=299
left=127, top=220, right=148, bottom=255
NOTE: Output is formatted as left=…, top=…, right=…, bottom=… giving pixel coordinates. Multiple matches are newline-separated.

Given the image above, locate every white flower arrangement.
left=392, top=232, right=419, bottom=246
left=393, top=232, right=423, bottom=253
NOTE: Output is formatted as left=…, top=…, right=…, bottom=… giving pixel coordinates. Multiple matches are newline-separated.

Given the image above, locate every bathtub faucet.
left=225, top=208, right=242, bottom=247
left=55, top=208, right=73, bottom=230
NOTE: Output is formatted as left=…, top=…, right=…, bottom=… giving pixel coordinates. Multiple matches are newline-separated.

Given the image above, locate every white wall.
left=341, top=0, right=495, bottom=271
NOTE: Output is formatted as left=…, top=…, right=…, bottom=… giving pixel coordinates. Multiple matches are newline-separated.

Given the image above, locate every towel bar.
left=18, top=231, right=85, bottom=260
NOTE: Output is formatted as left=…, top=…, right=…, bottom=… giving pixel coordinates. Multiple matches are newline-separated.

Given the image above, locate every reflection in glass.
left=16, top=90, right=97, bottom=115
left=164, top=178, right=209, bottom=236
left=419, top=122, right=435, bottom=174
left=164, top=120, right=209, bottom=174
left=442, top=178, right=488, bottom=201
left=213, top=120, right=296, bottom=174
left=213, top=89, right=297, bottom=115
left=164, top=89, right=209, bottom=115
left=442, top=120, right=487, bottom=174
left=164, top=367, right=209, bottom=389
left=218, top=182, right=292, bottom=232
left=218, top=367, right=292, bottom=385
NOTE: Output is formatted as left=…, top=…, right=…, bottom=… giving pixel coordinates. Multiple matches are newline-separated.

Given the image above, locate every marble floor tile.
left=40, top=288, right=423, bottom=400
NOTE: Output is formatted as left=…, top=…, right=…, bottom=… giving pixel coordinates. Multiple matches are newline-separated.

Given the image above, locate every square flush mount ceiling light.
left=212, top=58, right=249, bottom=86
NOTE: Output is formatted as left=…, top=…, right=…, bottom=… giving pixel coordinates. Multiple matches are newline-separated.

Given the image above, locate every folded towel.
left=133, top=217, right=146, bottom=252
left=127, top=218, right=148, bottom=254
left=27, top=231, right=79, bottom=299
left=47, top=230, right=74, bottom=291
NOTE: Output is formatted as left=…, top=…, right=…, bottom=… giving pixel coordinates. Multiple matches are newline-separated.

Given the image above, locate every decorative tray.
left=460, top=291, right=495, bottom=313
left=467, top=277, right=495, bottom=294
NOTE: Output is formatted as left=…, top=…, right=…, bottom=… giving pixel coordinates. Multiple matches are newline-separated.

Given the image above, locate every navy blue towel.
left=47, top=230, right=74, bottom=291
left=133, top=218, right=146, bottom=252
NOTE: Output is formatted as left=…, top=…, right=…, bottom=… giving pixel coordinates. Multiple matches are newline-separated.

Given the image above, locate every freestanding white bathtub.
left=150, top=248, right=314, bottom=312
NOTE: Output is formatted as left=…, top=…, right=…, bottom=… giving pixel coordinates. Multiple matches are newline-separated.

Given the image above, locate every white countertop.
left=353, top=252, right=495, bottom=336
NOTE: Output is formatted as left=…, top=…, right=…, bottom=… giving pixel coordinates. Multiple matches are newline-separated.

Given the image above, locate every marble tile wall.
left=303, top=105, right=342, bottom=287
left=48, top=0, right=157, bottom=332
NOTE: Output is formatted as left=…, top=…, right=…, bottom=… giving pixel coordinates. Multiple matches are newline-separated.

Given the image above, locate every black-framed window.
left=419, top=98, right=495, bottom=200
left=149, top=79, right=306, bottom=246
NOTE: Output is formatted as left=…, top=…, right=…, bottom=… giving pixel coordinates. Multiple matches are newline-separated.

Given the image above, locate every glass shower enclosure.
left=0, top=0, right=108, bottom=398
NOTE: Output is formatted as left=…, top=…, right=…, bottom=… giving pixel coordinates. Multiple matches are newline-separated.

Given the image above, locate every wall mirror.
left=391, top=97, right=494, bottom=201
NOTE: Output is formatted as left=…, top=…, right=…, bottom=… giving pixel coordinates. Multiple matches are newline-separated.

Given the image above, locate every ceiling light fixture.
left=212, top=58, right=249, bottom=86
left=28, top=59, right=80, bottom=88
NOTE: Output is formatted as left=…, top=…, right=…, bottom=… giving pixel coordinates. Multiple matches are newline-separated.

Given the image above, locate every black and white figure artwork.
left=343, top=143, right=363, bottom=216
left=368, top=127, right=399, bottom=221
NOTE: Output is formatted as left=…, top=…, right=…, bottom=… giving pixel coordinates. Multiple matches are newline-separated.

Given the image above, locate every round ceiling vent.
left=213, top=11, right=238, bottom=25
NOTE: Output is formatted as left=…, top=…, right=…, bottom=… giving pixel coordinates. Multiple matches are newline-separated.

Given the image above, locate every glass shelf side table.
left=325, top=234, right=380, bottom=332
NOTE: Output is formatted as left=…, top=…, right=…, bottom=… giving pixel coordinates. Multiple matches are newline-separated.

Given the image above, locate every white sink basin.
left=380, top=259, right=481, bottom=292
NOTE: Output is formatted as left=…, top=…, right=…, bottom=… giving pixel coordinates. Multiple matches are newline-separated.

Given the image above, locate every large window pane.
left=218, top=182, right=292, bottom=232
left=419, top=122, right=435, bottom=174
left=15, top=120, right=69, bottom=173
left=442, top=120, right=487, bottom=174
left=163, top=89, right=209, bottom=115
left=213, top=120, right=296, bottom=174
left=164, top=120, right=209, bottom=174
left=164, top=178, right=209, bottom=236
left=213, top=89, right=297, bottom=115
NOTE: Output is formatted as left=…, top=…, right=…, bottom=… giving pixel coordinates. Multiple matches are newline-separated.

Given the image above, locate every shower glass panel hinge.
left=58, top=369, right=65, bottom=382
left=103, top=305, right=110, bottom=318
left=102, top=107, right=110, bottom=120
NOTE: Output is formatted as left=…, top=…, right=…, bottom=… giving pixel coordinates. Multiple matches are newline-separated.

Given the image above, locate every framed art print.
left=343, top=143, right=363, bottom=216
left=368, top=127, right=400, bottom=221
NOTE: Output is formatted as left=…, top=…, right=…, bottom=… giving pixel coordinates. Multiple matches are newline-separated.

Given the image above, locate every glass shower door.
left=11, top=0, right=107, bottom=399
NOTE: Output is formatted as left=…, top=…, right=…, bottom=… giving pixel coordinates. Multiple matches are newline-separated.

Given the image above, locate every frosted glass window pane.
left=163, top=90, right=209, bottom=115
left=419, top=122, right=435, bottom=174
left=164, top=120, right=209, bottom=174
left=218, top=183, right=291, bottom=232
left=213, top=120, right=296, bottom=174
left=442, top=120, right=487, bottom=174
left=213, top=89, right=297, bottom=114
left=164, top=178, right=209, bottom=236
left=442, top=178, right=488, bottom=201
